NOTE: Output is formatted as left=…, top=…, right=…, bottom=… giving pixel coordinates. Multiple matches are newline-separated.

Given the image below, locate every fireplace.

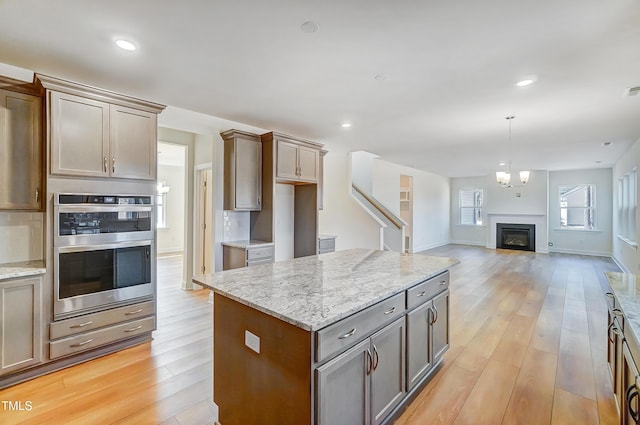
left=496, top=223, right=535, bottom=252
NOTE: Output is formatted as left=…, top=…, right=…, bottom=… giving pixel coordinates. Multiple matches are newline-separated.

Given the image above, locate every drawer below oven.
left=50, top=300, right=155, bottom=339
left=49, top=316, right=155, bottom=359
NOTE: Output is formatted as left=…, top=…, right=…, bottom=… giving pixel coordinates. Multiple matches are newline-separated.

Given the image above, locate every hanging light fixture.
left=496, top=115, right=530, bottom=187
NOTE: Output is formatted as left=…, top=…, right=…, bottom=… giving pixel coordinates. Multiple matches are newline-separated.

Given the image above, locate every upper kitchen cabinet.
left=263, top=132, right=322, bottom=184
left=0, top=88, right=43, bottom=210
left=37, top=74, right=165, bottom=181
left=221, top=130, right=262, bottom=211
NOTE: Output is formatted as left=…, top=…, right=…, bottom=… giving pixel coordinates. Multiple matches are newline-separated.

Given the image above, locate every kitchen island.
left=193, top=248, right=459, bottom=425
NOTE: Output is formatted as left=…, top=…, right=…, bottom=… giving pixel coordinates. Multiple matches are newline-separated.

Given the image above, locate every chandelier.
left=496, top=116, right=530, bottom=187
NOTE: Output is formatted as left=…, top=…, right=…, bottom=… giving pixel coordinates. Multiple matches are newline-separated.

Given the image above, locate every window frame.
left=558, top=184, right=596, bottom=231
left=617, top=168, right=637, bottom=246
left=459, top=188, right=484, bottom=226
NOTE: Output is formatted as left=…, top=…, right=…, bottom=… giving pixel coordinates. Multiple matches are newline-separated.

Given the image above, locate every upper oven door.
left=55, top=204, right=153, bottom=246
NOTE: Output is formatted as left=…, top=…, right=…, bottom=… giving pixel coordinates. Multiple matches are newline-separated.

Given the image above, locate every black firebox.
left=496, top=223, right=535, bottom=252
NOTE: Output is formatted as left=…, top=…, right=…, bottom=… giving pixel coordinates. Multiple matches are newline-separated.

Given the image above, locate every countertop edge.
left=0, top=260, right=46, bottom=281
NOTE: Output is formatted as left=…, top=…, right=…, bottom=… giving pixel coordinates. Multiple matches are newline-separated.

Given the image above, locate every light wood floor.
left=0, top=246, right=622, bottom=425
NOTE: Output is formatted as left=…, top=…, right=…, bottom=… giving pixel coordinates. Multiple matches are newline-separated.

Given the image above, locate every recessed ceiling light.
left=341, top=123, right=352, bottom=128
left=115, top=39, right=137, bottom=51
left=499, top=161, right=506, bottom=166
left=595, top=160, right=603, bottom=164
left=516, top=79, right=534, bottom=87
left=602, top=141, right=613, bottom=147
left=301, top=21, right=319, bottom=33
left=374, top=74, right=387, bottom=81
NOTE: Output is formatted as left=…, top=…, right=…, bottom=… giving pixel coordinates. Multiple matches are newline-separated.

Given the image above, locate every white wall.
left=548, top=168, right=612, bottom=256
left=371, top=159, right=450, bottom=253
left=450, top=177, right=488, bottom=246
left=613, top=137, right=640, bottom=272
left=351, top=151, right=379, bottom=194
left=157, top=163, right=186, bottom=254
left=318, top=145, right=381, bottom=251
left=0, top=212, right=43, bottom=263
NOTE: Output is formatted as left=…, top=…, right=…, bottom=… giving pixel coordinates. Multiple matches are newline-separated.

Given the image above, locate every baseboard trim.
left=548, top=247, right=612, bottom=257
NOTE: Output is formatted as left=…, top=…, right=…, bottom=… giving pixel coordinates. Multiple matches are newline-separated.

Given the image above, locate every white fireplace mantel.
left=487, top=213, right=548, bottom=253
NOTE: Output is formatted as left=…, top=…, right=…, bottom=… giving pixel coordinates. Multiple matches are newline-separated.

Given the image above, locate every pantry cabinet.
left=0, top=89, right=43, bottom=210
left=38, top=74, right=164, bottom=181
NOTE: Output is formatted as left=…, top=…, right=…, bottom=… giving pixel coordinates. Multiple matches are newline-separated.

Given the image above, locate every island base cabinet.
left=622, top=342, right=640, bottom=425
left=316, top=339, right=371, bottom=425
left=406, top=289, right=449, bottom=391
left=213, top=294, right=312, bottom=425
left=316, top=317, right=406, bottom=425
left=432, top=290, right=450, bottom=363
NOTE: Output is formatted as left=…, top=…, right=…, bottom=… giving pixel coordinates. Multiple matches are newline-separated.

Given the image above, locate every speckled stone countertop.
left=221, top=240, right=274, bottom=249
left=0, top=260, right=46, bottom=281
left=193, top=248, right=459, bottom=331
left=606, top=272, right=640, bottom=332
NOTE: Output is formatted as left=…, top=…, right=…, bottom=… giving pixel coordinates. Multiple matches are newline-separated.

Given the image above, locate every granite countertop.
left=193, top=248, right=459, bottom=331
left=606, top=271, right=640, bottom=330
left=221, top=240, right=274, bottom=249
left=0, top=260, right=46, bottom=281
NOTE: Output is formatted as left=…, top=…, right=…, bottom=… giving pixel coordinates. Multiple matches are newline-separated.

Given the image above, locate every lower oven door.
left=54, top=240, right=154, bottom=320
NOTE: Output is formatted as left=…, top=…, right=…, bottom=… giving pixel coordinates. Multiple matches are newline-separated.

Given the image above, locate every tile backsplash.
left=0, top=213, right=44, bottom=263
left=223, top=210, right=250, bottom=242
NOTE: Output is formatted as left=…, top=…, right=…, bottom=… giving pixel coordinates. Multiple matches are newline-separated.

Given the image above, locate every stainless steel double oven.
left=53, top=194, right=155, bottom=320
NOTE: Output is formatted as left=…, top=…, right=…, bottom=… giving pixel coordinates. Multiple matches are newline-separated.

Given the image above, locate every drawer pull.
left=338, top=328, right=357, bottom=339
left=438, top=280, right=447, bottom=285
left=124, top=325, right=143, bottom=333
left=416, top=291, right=427, bottom=297
left=384, top=307, right=397, bottom=315
left=605, top=292, right=615, bottom=298
left=613, top=308, right=624, bottom=317
left=70, top=339, right=93, bottom=347
left=70, top=320, right=93, bottom=328
left=125, top=309, right=144, bottom=316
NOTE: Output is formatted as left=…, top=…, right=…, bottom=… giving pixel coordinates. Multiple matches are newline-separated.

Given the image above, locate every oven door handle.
left=57, top=205, right=153, bottom=213
left=56, top=240, right=153, bottom=253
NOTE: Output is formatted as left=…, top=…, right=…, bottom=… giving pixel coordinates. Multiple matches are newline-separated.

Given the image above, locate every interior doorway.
left=400, top=175, right=413, bottom=253
left=195, top=164, right=213, bottom=275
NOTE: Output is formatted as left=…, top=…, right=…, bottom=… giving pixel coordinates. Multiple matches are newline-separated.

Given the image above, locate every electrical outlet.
left=245, top=330, right=260, bottom=354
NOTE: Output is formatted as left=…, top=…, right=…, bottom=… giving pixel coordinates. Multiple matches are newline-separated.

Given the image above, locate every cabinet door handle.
left=112, top=157, right=116, bottom=174
left=384, top=307, right=396, bottom=315
left=125, top=309, right=143, bottom=316
left=416, top=291, right=427, bottom=297
left=366, top=349, right=373, bottom=375
left=35, top=187, right=39, bottom=203
left=104, top=156, right=108, bottom=172
left=431, top=304, right=438, bottom=325
left=608, top=322, right=616, bottom=343
left=613, top=308, right=624, bottom=317
left=372, top=344, right=379, bottom=371
left=626, top=384, right=639, bottom=423
left=338, top=328, right=357, bottom=339
left=70, top=339, right=93, bottom=347
left=124, top=325, right=143, bottom=333
left=70, top=320, right=94, bottom=329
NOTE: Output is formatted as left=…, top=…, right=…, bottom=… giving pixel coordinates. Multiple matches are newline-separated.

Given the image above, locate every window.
left=156, top=181, right=170, bottom=229
left=618, top=169, right=637, bottom=244
left=559, top=185, right=595, bottom=230
left=459, top=189, right=483, bottom=225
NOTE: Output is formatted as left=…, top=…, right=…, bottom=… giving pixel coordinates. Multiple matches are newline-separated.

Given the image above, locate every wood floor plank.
left=451, top=359, right=519, bottom=425
left=0, top=247, right=622, bottom=425
left=501, top=348, right=558, bottom=425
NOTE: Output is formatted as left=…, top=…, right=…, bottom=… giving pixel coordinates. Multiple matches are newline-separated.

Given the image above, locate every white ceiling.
left=1, top=0, right=639, bottom=178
